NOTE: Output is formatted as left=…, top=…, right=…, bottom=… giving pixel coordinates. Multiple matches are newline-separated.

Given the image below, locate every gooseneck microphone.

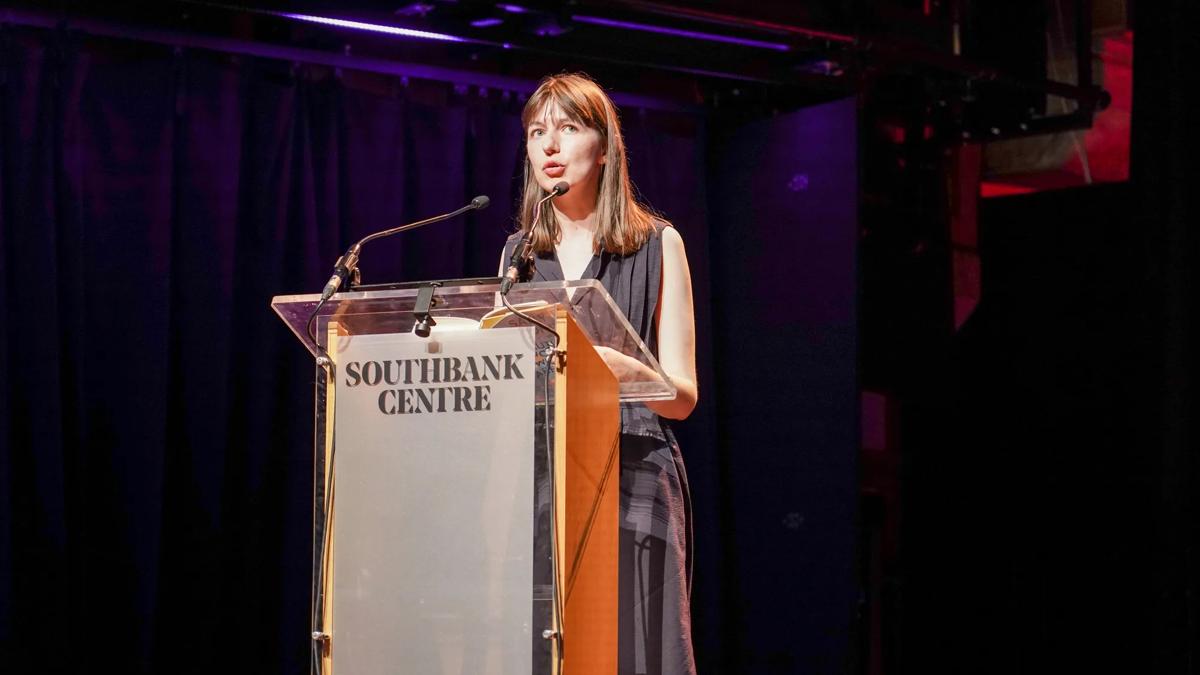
left=500, top=181, right=569, bottom=295
left=319, top=195, right=490, bottom=301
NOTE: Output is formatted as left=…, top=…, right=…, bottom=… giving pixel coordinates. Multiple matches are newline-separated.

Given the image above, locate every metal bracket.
left=311, top=631, right=331, bottom=657
left=412, top=282, right=442, bottom=337
left=539, top=346, right=566, bottom=373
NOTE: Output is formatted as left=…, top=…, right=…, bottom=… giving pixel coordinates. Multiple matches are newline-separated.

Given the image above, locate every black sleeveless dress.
left=502, top=223, right=696, bottom=675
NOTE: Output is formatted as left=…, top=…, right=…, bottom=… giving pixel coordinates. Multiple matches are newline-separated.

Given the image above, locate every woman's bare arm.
left=647, top=225, right=698, bottom=419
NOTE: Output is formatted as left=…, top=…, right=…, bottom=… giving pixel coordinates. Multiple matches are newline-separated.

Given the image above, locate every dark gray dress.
left=503, top=224, right=696, bottom=675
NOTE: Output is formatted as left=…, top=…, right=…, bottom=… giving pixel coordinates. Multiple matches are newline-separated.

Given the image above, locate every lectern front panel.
left=329, top=327, right=537, bottom=674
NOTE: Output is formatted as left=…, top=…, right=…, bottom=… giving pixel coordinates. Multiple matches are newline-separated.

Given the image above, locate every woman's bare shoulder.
left=660, top=222, right=686, bottom=250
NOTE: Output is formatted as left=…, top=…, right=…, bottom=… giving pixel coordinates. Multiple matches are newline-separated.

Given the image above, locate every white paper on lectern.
left=330, top=326, right=536, bottom=675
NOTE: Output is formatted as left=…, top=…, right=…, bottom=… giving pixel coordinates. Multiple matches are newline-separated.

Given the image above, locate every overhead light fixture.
left=279, top=13, right=468, bottom=43
left=571, top=15, right=791, bottom=52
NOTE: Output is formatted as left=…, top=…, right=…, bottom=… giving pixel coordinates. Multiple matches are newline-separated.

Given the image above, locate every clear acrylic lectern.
left=272, top=279, right=674, bottom=675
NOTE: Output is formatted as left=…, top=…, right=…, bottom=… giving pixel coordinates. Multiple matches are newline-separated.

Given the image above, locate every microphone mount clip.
left=412, top=282, right=442, bottom=338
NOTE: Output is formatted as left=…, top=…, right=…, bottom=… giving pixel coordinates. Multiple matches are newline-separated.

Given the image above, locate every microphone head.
left=552, top=181, right=570, bottom=196
left=470, top=195, right=491, bottom=210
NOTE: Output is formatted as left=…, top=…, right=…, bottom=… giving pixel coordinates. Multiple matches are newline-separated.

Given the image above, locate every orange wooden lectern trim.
left=553, top=309, right=621, bottom=675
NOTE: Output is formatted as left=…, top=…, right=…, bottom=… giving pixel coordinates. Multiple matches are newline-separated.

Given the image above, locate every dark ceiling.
left=7, top=0, right=1112, bottom=139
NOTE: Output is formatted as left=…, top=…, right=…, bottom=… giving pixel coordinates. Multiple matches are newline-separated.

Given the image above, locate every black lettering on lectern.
left=378, top=388, right=396, bottom=414
left=345, top=361, right=362, bottom=387
left=503, top=354, right=525, bottom=380
left=348, top=352, right=522, bottom=416
left=376, top=385, right=493, bottom=415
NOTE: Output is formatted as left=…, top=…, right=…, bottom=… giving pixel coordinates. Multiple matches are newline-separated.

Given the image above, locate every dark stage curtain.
left=0, top=27, right=717, bottom=673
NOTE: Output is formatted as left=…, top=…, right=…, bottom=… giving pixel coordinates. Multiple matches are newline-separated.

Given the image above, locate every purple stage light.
left=471, top=18, right=504, bottom=28
left=280, top=13, right=467, bottom=43
left=497, top=4, right=530, bottom=14
left=571, top=15, right=791, bottom=52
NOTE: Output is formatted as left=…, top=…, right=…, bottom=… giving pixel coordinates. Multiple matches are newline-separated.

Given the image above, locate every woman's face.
left=526, top=101, right=606, bottom=198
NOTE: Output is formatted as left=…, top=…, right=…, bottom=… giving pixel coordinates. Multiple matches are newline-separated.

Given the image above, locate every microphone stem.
left=320, top=199, right=485, bottom=302
left=531, top=193, right=553, bottom=233
left=502, top=187, right=563, bottom=295
left=357, top=202, right=479, bottom=248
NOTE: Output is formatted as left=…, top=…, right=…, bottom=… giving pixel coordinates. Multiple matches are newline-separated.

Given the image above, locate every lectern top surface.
left=272, top=278, right=676, bottom=402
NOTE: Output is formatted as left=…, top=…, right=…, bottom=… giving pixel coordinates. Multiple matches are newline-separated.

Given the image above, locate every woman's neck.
left=551, top=179, right=602, bottom=237
left=552, top=201, right=599, bottom=242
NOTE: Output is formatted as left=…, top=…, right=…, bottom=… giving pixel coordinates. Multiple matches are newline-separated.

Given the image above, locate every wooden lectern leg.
left=554, top=310, right=621, bottom=675
left=315, top=321, right=340, bottom=675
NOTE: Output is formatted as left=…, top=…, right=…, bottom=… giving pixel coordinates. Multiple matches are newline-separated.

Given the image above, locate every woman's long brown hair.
left=519, top=73, right=662, bottom=256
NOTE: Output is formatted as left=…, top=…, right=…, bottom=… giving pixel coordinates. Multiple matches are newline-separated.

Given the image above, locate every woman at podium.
left=501, top=72, right=699, bottom=675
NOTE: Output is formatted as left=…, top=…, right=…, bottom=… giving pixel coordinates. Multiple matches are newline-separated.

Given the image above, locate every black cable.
left=304, top=297, right=337, bottom=367
left=497, top=292, right=565, bottom=670
left=498, top=292, right=561, bottom=350
left=310, top=377, right=337, bottom=675
left=541, top=347, right=565, bottom=673
left=303, top=299, right=337, bottom=675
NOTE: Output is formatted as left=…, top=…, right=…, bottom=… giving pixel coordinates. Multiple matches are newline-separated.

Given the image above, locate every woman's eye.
left=563, top=125, right=577, bottom=133
left=529, top=128, right=543, bottom=138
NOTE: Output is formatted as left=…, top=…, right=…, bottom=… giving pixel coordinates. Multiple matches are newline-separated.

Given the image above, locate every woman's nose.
left=542, top=133, right=559, bottom=154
